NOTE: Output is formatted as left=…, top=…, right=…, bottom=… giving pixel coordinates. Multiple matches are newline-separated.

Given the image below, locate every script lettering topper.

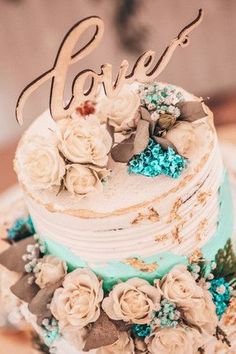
left=16, top=10, right=203, bottom=125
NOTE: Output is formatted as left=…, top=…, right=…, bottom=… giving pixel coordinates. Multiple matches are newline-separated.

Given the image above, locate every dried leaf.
left=0, top=236, right=36, bottom=273
left=83, top=310, right=120, bottom=351
left=111, top=135, right=135, bottom=163
left=133, top=120, right=150, bottom=155
left=29, top=281, right=63, bottom=324
left=112, top=320, right=132, bottom=332
left=153, top=136, right=178, bottom=152
left=177, top=101, right=206, bottom=122
left=11, top=274, right=40, bottom=303
left=140, top=106, right=152, bottom=122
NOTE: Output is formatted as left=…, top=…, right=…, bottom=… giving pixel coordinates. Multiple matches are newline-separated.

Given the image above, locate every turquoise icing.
left=41, top=172, right=233, bottom=292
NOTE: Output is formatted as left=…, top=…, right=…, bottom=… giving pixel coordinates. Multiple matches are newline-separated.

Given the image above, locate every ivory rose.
left=98, top=88, right=140, bottom=132
left=146, top=326, right=203, bottom=354
left=184, top=289, right=218, bottom=334
left=35, top=255, right=67, bottom=289
left=96, top=332, right=135, bottom=354
left=64, top=164, right=110, bottom=196
left=158, top=265, right=204, bottom=307
left=50, top=268, right=103, bottom=328
left=19, top=136, right=65, bottom=190
left=57, top=115, right=112, bottom=166
left=102, top=278, right=161, bottom=324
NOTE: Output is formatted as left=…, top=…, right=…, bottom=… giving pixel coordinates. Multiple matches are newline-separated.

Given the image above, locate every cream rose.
left=50, top=268, right=103, bottom=328
left=165, top=122, right=196, bottom=158
left=35, top=255, right=67, bottom=289
left=64, top=164, right=110, bottom=196
left=102, top=278, right=161, bottom=324
left=146, top=326, right=203, bottom=354
left=98, top=88, right=140, bottom=132
left=158, top=265, right=204, bottom=307
left=19, top=136, right=65, bottom=190
left=57, top=115, right=112, bottom=166
left=184, top=289, right=218, bottom=334
left=96, top=332, right=135, bottom=354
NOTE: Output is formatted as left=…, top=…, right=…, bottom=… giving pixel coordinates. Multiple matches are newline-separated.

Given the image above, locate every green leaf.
left=213, top=239, right=236, bottom=282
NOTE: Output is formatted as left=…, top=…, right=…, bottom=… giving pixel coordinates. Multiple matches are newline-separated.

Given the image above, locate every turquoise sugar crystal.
left=132, top=324, right=152, bottom=338
left=128, top=139, right=187, bottom=179
left=209, top=277, right=231, bottom=319
left=7, top=215, right=35, bottom=241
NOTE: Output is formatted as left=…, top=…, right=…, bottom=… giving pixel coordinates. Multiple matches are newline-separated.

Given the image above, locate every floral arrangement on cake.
left=0, top=216, right=235, bottom=354
left=17, top=83, right=207, bottom=199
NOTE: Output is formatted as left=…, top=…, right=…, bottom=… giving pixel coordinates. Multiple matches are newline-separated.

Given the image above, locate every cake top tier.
left=14, top=11, right=211, bottom=217
left=15, top=82, right=215, bottom=218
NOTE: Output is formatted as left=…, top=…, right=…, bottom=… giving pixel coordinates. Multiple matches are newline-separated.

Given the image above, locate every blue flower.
left=209, top=278, right=231, bottom=319
left=7, top=215, right=35, bottom=241
left=132, top=324, right=152, bottom=338
left=128, top=140, right=187, bottom=179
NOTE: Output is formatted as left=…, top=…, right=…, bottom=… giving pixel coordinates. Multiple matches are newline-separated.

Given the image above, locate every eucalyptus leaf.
left=0, top=236, right=36, bottom=273
left=29, top=281, right=63, bottom=324
left=11, top=274, right=40, bottom=303
left=83, top=310, right=120, bottom=351
left=133, top=120, right=150, bottom=155
left=111, top=135, right=135, bottom=163
left=153, top=136, right=178, bottom=153
left=177, top=101, right=206, bottom=122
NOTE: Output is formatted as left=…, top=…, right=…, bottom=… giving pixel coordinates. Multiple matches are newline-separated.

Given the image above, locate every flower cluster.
left=18, top=83, right=206, bottom=196
left=0, top=232, right=235, bottom=354
left=19, top=113, right=112, bottom=198
left=128, top=140, right=187, bottom=178
left=138, top=83, right=184, bottom=119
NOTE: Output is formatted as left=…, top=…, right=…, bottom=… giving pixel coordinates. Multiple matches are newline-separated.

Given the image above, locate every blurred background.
left=0, top=1, right=236, bottom=352
left=0, top=0, right=236, bottom=192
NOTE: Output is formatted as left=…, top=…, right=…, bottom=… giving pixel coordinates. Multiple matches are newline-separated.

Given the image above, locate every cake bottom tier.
left=40, top=173, right=233, bottom=291
left=0, top=175, right=235, bottom=354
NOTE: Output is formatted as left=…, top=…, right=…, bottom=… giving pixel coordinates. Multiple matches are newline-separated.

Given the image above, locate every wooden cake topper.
left=16, top=10, right=204, bottom=125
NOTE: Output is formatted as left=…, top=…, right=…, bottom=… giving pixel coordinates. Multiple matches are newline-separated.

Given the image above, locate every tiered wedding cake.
left=0, top=10, right=236, bottom=354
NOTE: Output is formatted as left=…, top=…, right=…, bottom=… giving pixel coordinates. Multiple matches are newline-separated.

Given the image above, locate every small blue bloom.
left=7, top=215, right=35, bottom=241
left=128, top=140, right=187, bottom=179
left=132, top=324, right=152, bottom=338
left=209, top=277, right=231, bottom=319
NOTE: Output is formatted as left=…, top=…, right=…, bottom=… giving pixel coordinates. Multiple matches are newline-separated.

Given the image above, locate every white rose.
left=64, top=164, right=110, bottom=196
left=184, top=289, right=218, bottom=334
left=158, top=265, right=204, bottom=308
left=19, top=136, right=65, bottom=190
left=35, top=255, right=67, bottom=289
left=96, top=332, right=135, bottom=354
left=57, top=116, right=112, bottom=166
left=102, top=278, right=161, bottom=324
left=165, top=122, right=196, bottom=158
left=146, top=326, right=204, bottom=354
left=50, top=268, right=103, bottom=329
left=98, top=88, right=140, bottom=132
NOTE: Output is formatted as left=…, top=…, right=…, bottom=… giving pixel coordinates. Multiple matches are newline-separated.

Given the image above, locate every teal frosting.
left=41, top=172, right=233, bottom=292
